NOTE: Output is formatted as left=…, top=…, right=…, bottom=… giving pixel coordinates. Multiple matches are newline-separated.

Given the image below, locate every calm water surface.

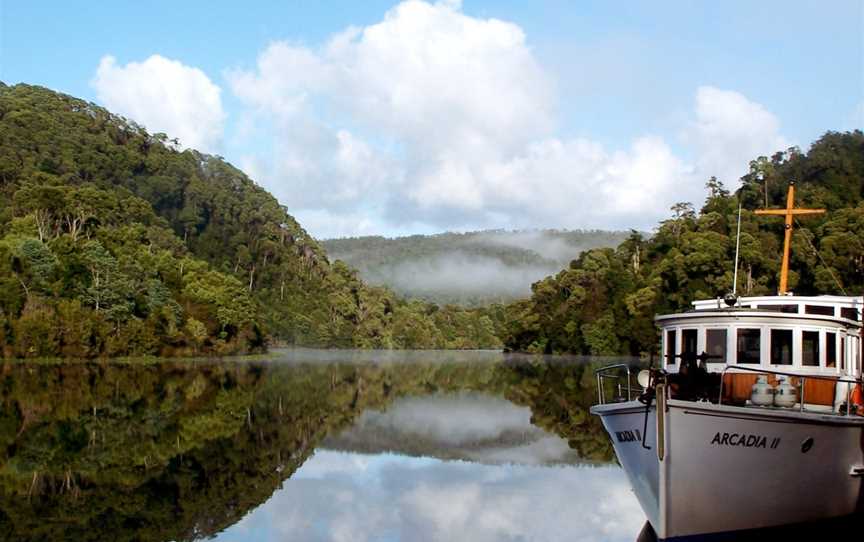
left=0, top=349, right=646, bottom=541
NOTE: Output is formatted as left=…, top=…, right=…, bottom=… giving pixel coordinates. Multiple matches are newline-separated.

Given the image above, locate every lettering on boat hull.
left=710, top=431, right=780, bottom=449
left=615, top=429, right=642, bottom=443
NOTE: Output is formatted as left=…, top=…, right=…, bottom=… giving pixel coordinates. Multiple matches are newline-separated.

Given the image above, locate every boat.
left=590, top=182, right=864, bottom=541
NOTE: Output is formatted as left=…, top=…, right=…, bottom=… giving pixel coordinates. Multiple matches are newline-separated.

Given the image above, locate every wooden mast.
left=754, top=181, right=825, bottom=295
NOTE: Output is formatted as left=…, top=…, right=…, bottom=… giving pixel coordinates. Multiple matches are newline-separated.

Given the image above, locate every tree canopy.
left=0, top=83, right=502, bottom=357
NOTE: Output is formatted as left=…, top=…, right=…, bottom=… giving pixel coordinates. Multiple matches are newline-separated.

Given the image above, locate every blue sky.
left=2, top=1, right=862, bottom=238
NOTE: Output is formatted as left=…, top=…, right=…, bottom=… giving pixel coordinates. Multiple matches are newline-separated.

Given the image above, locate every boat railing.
left=595, top=364, right=641, bottom=405
left=718, top=365, right=859, bottom=415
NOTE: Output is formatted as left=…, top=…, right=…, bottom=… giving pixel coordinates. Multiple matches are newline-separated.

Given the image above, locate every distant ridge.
left=323, top=229, right=632, bottom=305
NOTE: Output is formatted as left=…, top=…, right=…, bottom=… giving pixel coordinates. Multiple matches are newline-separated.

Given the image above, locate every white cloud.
left=475, top=135, right=694, bottom=230
left=226, top=1, right=789, bottom=237
left=290, top=208, right=409, bottom=240
left=685, top=86, right=789, bottom=185
left=92, top=55, right=225, bottom=153
left=325, top=0, right=554, bottom=156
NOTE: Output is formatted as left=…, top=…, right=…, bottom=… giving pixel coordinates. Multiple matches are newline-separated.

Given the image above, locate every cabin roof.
left=692, top=294, right=863, bottom=310
left=655, top=295, right=863, bottom=328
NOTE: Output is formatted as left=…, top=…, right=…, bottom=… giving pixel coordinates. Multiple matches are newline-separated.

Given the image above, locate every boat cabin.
left=657, top=295, right=863, bottom=410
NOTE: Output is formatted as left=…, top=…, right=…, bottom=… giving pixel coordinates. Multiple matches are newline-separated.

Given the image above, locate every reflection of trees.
left=0, top=362, right=270, bottom=541
left=497, top=360, right=614, bottom=462
left=0, top=358, right=612, bottom=540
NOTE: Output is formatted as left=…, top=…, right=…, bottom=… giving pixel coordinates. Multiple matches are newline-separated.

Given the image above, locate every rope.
left=794, top=218, right=848, bottom=295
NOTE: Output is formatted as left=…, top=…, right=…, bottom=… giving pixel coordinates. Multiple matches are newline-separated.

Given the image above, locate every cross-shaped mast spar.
left=754, top=181, right=825, bottom=295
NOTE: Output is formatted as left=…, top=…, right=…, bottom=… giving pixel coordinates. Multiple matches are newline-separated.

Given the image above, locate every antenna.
left=732, top=200, right=742, bottom=296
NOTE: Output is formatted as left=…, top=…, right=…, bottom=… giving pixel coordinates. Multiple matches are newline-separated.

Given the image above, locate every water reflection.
left=0, top=350, right=644, bottom=541
left=220, top=452, right=642, bottom=542
left=323, top=392, right=583, bottom=465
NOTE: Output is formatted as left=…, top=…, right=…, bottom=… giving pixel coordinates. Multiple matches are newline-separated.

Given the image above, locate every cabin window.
left=706, top=329, right=727, bottom=362
left=826, top=332, right=837, bottom=368
left=682, top=329, right=698, bottom=360
left=802, top=331, right=820, bottom=366
left=737, top=329, right=761, bottom=364
left=757, top=304, right=798, bottom=313
left=665, top=329, right=677, bottom=365
left=805, top=305, right=834, bottom=316
left=770, top=329, right=793, bottom=365
left=841, top=308, right=860, bottom=322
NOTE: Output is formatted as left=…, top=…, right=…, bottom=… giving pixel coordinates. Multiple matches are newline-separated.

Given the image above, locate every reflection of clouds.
left=465, top=435, right=574, bottom=465
left=297, top=450, right=376, bottom=478
left=323, top=392, right=583, bottom=465
left=217, top=451, right=644, bottom=542
left=345, top=392, right=537, bottom=444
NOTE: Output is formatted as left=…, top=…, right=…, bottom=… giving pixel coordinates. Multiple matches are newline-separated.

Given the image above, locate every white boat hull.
left=592, top=399, right=864, bottom=540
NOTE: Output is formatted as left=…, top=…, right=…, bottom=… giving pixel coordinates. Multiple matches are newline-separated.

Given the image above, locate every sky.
left=1, top=0, right=862, bottom=238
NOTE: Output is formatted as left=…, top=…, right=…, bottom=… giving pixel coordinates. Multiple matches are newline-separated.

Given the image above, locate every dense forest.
left=1, top=84, right=861, bottom=359
left=323, top=229, right=629, bottom=305
left=503, top=131, right=864, bottom=355
left=0, top=83, right=503, bottom=357
left=0, top=358, right=609, bottom=540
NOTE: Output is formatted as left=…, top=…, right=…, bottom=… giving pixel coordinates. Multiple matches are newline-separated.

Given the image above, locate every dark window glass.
left=826, top=332, right=837, bottom=368
left=683, top=329, right=698, bottom=360
left=802, top=331, right=820, bottom=366
left=770, top=329, right=793, bottom=365
left=737, top=329, right=761, bottom=364
left=706, top=329, right=727, bottom=362
left=841, top=308, right=860, bottom=322
left=665, top=329, right=676, bottom=365
left=841, top=338, right=846, bottom=370
left=805, top=305, right=834, bottom=316
left=757, top=305, right=799, bottom=313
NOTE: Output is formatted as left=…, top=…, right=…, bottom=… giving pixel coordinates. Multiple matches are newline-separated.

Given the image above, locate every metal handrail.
left=595, top=364, right=633, bottom=405
left=718, top=365, right=860, bottom=415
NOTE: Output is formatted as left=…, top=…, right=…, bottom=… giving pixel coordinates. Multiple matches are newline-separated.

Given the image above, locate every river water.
left=0, top=349, right=647, bottom=541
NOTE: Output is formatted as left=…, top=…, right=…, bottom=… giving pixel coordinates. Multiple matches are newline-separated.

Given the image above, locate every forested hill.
left=503, top=130, right=864, bottom=356
left=323, top=229, right=629, bottom=305
left=0, top=83, right=502, bottom=357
